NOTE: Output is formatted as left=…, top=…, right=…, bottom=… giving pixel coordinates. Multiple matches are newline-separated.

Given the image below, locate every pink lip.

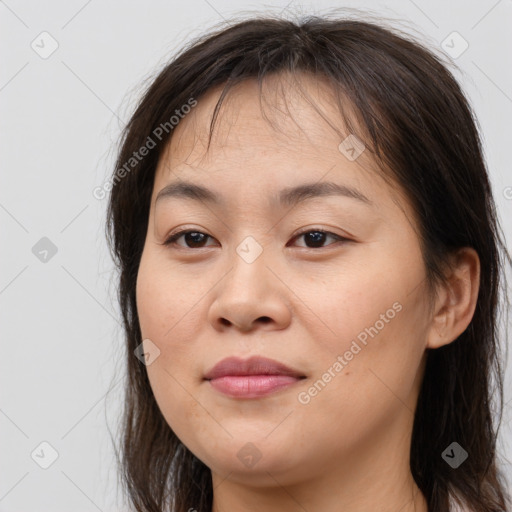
left=204, top=356, right=305, bottom=398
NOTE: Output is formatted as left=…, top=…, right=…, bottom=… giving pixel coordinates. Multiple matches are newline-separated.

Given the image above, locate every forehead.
left=152, top=74, right=412, bottom=222
left=172, top=79, right=337, bottom=156
left=157, top=76, right=366, bottom=176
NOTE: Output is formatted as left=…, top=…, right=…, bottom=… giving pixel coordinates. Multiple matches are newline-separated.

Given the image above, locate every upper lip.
left=204, top=356, right=305, bottom=380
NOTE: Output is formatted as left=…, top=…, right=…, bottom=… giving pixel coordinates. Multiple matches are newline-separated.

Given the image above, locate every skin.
left=136, top=73, right=480, bottom=512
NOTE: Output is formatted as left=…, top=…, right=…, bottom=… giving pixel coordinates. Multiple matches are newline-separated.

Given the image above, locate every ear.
left=426, top=248, right=480, bottom=349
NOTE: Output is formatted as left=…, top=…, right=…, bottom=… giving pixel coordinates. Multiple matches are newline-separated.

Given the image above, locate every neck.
left=210, top=407, right=428, bottom=512
left=211, top=474, right=427, bottom=512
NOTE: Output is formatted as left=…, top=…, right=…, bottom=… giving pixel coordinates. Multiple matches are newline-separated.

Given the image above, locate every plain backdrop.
left=1, top=0, right=511, bottom=510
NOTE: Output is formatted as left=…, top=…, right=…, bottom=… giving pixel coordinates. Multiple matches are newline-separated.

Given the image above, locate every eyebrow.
left=155, top=180, right=372, bottom=208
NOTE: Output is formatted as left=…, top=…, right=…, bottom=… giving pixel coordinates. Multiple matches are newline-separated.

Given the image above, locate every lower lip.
left=207, top=375, right=301, bottom=398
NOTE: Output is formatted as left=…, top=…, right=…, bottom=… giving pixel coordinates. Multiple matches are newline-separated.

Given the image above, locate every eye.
left=289, top=229, right=348, bottom=249
left=162, top=228, right=349, bottom=250
left=162, top=229, right=217, bottom=249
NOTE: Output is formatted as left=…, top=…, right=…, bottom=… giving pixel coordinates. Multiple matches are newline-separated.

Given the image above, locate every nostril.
left=218, top=316, right=272, bottom=329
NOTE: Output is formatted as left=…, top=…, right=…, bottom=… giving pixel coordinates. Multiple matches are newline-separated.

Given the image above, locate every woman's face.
left=136, top=75, right=434, bottom=486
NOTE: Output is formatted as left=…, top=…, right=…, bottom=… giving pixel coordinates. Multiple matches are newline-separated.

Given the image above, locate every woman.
left=106, top=13, right=510, bottom=512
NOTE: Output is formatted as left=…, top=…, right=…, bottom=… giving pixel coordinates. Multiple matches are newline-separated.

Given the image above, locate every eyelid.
left=290, top=226, right=350, bottom=240
left=161, top=226, right=350, bottom=250
left=161, top=228, right=218, bottom=247
left=288, top=227, right=349, bottom=248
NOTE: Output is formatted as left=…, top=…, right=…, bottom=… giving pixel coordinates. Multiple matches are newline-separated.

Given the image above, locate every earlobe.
left=426, top=248, right=480, bottom=349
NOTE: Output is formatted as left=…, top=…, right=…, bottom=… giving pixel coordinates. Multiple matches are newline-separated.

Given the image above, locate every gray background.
left=1, top=0, right=511, bottom=510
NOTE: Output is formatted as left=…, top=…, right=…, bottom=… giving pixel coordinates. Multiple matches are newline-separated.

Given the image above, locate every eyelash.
left=161, top=228, right=349, bottom=250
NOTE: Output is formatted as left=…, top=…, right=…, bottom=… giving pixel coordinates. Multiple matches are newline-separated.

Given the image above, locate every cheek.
left=133, top=234, right=431, bottom=474
left=136, top=250, right=204, bottom=344
left=290, top=299, right=428, bottom=461
left=135, top=249, right=212, bottom=414
left=145, top=366, right=226, bottom=472
left=294, top=262, right=429, bottom=416
left=291, top=266, right=407, bottom=358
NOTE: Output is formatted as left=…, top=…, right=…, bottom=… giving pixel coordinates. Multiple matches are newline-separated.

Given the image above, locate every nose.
left=207, top=244, right=292, bottom=333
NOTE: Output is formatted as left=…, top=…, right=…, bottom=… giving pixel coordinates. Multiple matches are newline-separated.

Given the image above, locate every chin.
left=190, top=435, right=304, bottom=481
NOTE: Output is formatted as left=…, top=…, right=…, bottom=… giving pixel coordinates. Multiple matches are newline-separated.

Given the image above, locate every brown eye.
left=163, top=228, right=348, bottom=250
left=163, top=230, right=216, bottom=248
left=291, top=229, right=348, bottom=249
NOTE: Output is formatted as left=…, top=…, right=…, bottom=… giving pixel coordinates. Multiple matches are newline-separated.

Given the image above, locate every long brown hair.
left=106, top=12, right=511, bottom=512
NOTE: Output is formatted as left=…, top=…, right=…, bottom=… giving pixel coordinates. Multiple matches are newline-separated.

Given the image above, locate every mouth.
left=204, top=356, right=306, bottom=398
